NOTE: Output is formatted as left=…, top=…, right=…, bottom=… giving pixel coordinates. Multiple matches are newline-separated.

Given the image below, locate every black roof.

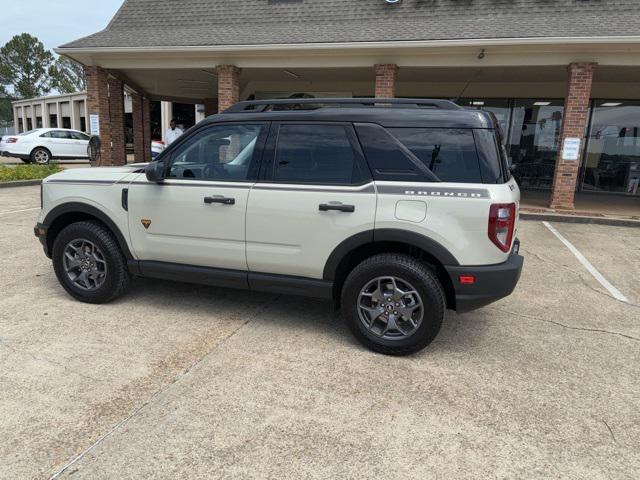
left=204, top=106, right=495, bottom=129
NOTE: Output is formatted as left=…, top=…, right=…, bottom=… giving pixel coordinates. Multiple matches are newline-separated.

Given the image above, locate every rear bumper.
left=445, top=239, right=524, bottom=313
left=1, top=150, right=29, bottom=160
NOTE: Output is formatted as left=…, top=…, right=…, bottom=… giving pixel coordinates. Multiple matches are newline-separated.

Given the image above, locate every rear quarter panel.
left=374, top=178, right=519, bottom=266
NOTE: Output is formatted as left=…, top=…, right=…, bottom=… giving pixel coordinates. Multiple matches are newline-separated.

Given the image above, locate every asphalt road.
left=1, top=186, right=639, bottom=479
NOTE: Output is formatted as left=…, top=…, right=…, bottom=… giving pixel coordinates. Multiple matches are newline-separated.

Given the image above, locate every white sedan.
left=0, top=128, right=91, bottom=164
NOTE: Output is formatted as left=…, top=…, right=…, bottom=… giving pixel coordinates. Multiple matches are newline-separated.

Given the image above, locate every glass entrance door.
left=507, top=99, right=564, bottom=190
left=582, top=101, right=640, bottom=196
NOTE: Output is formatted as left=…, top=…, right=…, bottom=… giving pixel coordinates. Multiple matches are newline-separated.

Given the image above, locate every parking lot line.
left=0, top=206, right=39, bottom=216
left=542, top=221, right=629, bottom=303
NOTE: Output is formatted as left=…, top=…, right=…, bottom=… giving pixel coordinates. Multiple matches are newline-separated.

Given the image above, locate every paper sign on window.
left=89, top=114, right=100, bottom=136
left=561, top=137, right=581, bottom=161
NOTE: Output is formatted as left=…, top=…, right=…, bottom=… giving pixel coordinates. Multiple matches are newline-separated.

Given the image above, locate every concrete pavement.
left=0, top=186, right=639, bottom=479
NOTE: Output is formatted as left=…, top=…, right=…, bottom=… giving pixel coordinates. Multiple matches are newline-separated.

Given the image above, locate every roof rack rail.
left=224, top=98, right=462, bottom=113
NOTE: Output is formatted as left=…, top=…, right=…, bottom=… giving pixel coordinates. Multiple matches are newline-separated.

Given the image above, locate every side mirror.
left=145, top=160, right=165, bottom=183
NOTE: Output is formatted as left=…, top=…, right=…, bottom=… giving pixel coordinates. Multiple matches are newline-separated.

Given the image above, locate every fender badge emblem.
left=141, top=219, right=152, bottom=229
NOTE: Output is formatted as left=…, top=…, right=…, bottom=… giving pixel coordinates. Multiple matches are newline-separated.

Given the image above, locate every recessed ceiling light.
left=471, top=101, right=484, bottom=106
left=601, top=102, right=622, bottom=107
left=533, top=101, right=551, bottom=106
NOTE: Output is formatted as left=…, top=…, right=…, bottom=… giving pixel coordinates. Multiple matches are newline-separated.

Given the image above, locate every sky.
left=0, top=0, right=124, bottom=52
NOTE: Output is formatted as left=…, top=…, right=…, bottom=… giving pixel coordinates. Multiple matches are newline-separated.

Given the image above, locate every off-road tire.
left=52, top=221, right=130, bottom=304
left=341, top=253, right=445, bottom=356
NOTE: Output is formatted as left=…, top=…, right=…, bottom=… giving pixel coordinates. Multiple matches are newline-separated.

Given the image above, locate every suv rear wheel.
left=52, top=221, right=130, bottom=304
left=341, top=254, right=445, bottom=355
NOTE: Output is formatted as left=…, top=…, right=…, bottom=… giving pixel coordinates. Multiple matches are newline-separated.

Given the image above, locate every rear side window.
left=388, top=128, right=482, bottom=183
left=272, top=124, right=364, bottom=184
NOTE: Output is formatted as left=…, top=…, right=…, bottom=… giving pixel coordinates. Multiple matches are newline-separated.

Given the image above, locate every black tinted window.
left=273, top=124, right=361, bottom=184
left=355, top=123, right=428, bottom=182
left=473, top=129, right=506, bottom=183
left=389, top=128, right=482, bottom=183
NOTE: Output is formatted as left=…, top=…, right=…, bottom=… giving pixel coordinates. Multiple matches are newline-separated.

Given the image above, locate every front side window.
left=388, top=128, right=483, bottom=183
left=167, top=124, right=263, bottom=181
left=271, top=124, right=363, bottom=184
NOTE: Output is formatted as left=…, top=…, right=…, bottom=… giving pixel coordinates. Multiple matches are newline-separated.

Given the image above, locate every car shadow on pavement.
left=119, top=277, right=490, bottom=356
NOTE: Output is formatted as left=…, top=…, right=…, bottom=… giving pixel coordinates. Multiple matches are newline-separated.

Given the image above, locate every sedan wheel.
left=32, top=148, right=50, bottom=164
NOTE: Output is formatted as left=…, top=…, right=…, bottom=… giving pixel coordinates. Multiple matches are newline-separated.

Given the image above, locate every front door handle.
left=319, top=202, right=355, bottom=213
left=204, top=195, right=235, bottom=205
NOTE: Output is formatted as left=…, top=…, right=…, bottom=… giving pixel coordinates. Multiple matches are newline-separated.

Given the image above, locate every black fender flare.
left=322, top=228, right=459, bottom=281
left=43, top=202, right=134, bottom=260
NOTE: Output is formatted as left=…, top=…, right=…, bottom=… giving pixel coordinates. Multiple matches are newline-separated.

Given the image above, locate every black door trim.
left=132, top=260, right=333, bottom=300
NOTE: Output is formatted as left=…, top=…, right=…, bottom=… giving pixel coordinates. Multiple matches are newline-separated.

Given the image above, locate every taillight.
left=6, top=137, right=18, bottom=144
left=488, top=203, right=516, bottom=252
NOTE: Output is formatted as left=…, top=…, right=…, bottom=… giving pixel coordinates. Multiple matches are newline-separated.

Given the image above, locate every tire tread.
left=52, top=220, right=130, bottom=304
left=341, top=253, right=445, bottom=356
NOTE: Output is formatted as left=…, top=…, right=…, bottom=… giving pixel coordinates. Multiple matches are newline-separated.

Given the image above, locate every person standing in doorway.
left=165, top=119, right=183, bottom=146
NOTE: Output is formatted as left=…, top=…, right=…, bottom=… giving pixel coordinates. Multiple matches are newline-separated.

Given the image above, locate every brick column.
left=549, top=63, right=596, bottom=210
left=131, top=92, right=145, bottom=163
left=204, top=98, right=218, bottom=117
left=84, top=66, right=110, bottom=166
left=142, top=97, right=151, bottom=160
left=107, top=76, right=126, bottom=166
left=84, top=66, right=127, bottom=166
left=216, top=65, right=241, bottom=112
left=374, top=64, right=399, bottom=98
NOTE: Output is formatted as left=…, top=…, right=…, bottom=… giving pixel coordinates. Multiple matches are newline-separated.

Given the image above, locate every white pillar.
left=160, top=101, right=173, bottom=143
left=71, top=100, right=80, bottom=130
left=42, top=102, right=50, bottom=128
left=13, top=106, right=20, bottom=134
left=84, top=100, right=89, bottom=132
left=195, top=104, right=205, bottom=123
left=31, top=103, right=37, bottom=130
left=56, top=102, right=62, bottom=129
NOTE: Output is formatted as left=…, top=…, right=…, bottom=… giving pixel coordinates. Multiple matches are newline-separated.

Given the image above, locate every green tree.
left=0, top=86, right=13, bottom=127
left=51, top=57, right=85, bottom=94
left=0, top=33, right=54, bottom=99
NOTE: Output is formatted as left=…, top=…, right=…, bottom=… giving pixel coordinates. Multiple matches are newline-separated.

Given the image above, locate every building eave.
left=55, top=36, right=640, bottom=56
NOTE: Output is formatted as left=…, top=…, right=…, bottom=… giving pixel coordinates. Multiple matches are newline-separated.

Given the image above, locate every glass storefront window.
left=507, top=99, right=564, bottom=190
left=582, top=101, right=640, bottom=196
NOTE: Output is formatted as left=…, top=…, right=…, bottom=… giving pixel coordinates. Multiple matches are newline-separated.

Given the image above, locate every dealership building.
left=54, top=0, right=640, bottom=210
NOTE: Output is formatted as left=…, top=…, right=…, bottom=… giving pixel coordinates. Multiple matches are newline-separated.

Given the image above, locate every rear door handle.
left=204, top=195, right=235, bottom=205
left=319, top=202, right=355, bottom=213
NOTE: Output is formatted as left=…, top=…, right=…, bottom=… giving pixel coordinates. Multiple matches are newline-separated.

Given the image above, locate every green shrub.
left=0, top=164, right=63, bottom=182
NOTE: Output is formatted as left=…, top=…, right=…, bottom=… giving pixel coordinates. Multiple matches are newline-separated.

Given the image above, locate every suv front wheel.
left=341, top=254, right=445, bottom=356
left=52, top=221, right=130, bottom=304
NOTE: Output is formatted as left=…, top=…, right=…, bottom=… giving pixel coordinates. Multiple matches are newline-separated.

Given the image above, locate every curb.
left=0, top=179, right=43, bottom=188
left=521, top=211, right=640, bottom=228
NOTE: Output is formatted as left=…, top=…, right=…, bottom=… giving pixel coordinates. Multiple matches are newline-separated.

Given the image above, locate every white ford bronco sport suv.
left=35, top=98, right=523, bottom=355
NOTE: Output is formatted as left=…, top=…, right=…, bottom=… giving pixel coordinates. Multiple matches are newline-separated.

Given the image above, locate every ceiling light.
left=601, top=102, right=622, bottom=107
left=533, top=101, right=551, bottom=106
left=283, top=70, right=300, bottom=79
left=471, top=101, right=485, bottom=106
